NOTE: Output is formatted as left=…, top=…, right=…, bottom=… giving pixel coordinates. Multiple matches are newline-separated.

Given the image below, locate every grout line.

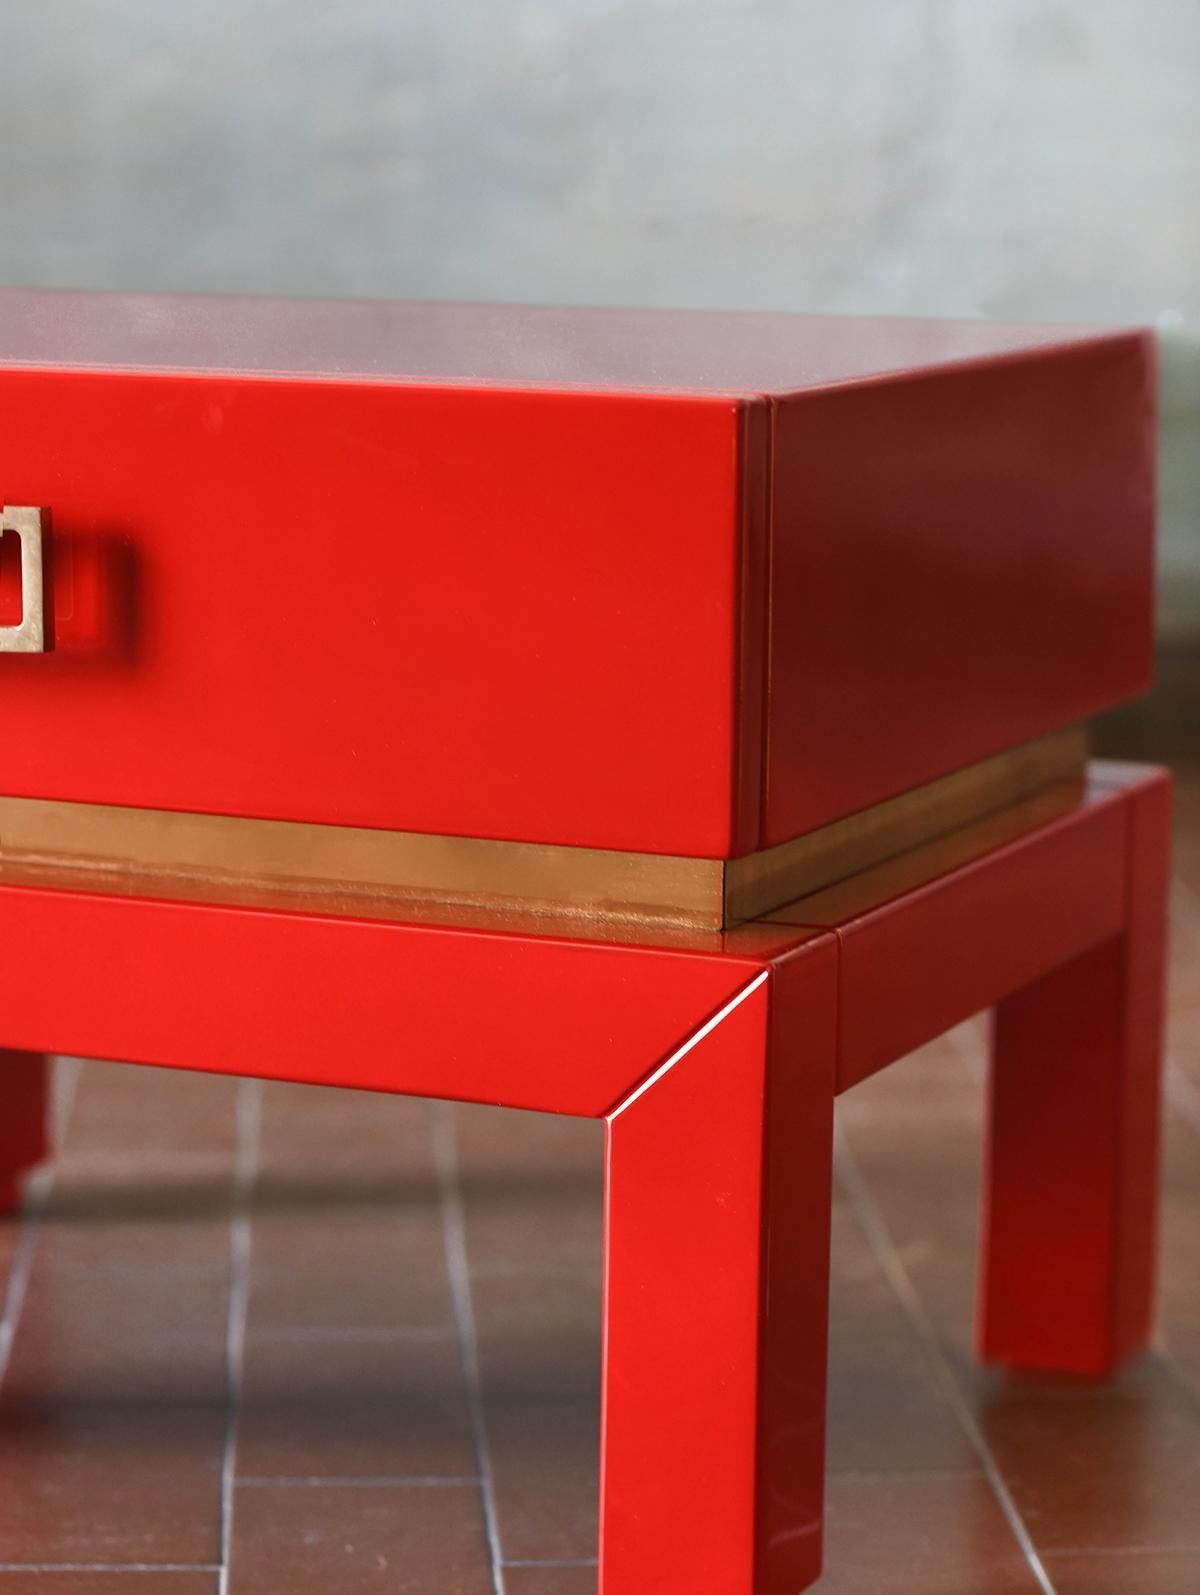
left=237, top=1474, right=483, bottom=1487
left=217, top=1077, right=263, bottom=1595
left=834, top=1124, right=1059, bottom=1595
left=0, top=1057, right=82, bottom=1384
left=51, top=1055, right=84, bottom=1136
left=432, top=1100, right=506, bottom=1595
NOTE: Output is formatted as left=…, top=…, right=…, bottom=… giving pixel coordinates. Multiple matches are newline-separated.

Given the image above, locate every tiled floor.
left=2, top=760, right=1199, bottom=1594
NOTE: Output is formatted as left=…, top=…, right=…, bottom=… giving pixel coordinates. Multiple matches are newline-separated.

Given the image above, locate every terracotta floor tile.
left=485, top=1394, right=600, bottom=1566
left=827, top=1197, right=976, bottom=1475
left=472, top=1264, right=601, bottom=1562
left=960, top=1351, right=1183, bottom=1409
left=820, top=1472, right=1046, bottom=1594
left=0, top=1211, right=227, bottom=1567
left=6, top=1265, right=229, bottom=1400
left=452, top=1103, right=601, bottom=1176
left=245, top=1208, right=455, bottom=1334
left=979, top=1387, right=1200, bottom=1552
left=0, top=1401, right=224, bottom=1566
left=835, top=1042, right=986, bottom=1356
left=1046, top=1550, right=1200, bottom=1594
left=32, top=1154, right=234, bottom=1276
left=456, top=1107, right=603, bottom=1282
left=502, top=1567, right=598, bottom=1595
left=0, top=1578, right=217, bottom=1595
left=227, top=1482, right=493, bottom=1594
left=456, top=1104, right=604, bottom=1568
left=463, top=1192, right=603, bottom=1281
left=473, top=1275, right=601, bottom=1402
left=235, top=1331, right=476, bottom=1480
left=61, top=1064, right=238, bottom=1159
left=256, top=1082, right=438, bottom=1183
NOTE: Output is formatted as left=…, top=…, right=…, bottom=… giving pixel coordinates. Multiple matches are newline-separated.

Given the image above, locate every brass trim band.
left=724, top=726, right=1088, bottom=925
left=0, top=727, right=1086, bottom=930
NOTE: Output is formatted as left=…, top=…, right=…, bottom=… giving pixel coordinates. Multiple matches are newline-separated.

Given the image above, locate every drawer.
left=0, top=293, right=1155, bottom=863
left=0, top=358, right=746, bottom=857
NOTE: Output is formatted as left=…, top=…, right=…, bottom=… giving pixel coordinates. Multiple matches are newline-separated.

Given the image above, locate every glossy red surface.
left=818, top=783, right=1129, bottom=1091
left=1110, top=771, right=1172, bottom=1361
left=979, top=769, right=1170, bottom=1374
left=600, top=940, right=837, bottom=1595
left=0, top=292, right=1155, bottom=856
left=0, top=368, right=746, bottom=855
left=601, top=978, right=774, bottom=1594
left=765, top=335, right=1155, bottom=842
left=754, top=942, right=840, bottom=1589
left=0, top=762, right=1171, bottom=1592
left=0, top=882, right=760, bottom=1118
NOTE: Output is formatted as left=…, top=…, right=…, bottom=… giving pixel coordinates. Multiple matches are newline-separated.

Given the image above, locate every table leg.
left=0, top=1050, right=50, bottom=1214
left=979, top=773, right=1171, bottom=1375
left=599, top=943, right=837, bottom=1595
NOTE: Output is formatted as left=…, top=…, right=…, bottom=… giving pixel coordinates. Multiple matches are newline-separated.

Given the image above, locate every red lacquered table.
left=0, top=294, right=1168, bottom=1593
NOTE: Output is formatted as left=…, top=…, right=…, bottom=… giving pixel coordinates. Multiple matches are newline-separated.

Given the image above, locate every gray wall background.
left=2, top=0, right=1198, bottom=632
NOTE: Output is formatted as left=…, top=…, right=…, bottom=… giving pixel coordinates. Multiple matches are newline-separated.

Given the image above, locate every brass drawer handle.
left=0, top=506, right=46, bottom=653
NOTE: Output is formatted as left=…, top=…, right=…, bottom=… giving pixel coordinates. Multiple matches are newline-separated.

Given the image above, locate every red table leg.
left=978, top=771, right=1171, bottom=1375
left=599, top=940, right=838, bottom=1595
left=0, top=1050, right=50, bottom=1214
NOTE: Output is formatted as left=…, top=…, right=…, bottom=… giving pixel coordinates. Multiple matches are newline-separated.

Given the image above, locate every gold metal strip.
left=723, top=726, right=1089, bottom=925
left=0, top=726, right=1086, bottom=930
left=0, top=798, right=723, bottom=927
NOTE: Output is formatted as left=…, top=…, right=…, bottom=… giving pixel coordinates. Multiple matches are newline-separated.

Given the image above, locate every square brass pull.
left=0, top=506, right=46, bottom=653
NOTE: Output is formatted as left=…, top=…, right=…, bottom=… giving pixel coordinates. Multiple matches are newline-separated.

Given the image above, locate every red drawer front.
left=764, top=332, right=1155, bottom=845
left=0, top=369, right=748, bottom=857
left=0, top=300, right=1155, bottom=862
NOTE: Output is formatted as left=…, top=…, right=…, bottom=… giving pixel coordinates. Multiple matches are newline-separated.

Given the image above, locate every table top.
left=0, top=287, right=1118, bottom=397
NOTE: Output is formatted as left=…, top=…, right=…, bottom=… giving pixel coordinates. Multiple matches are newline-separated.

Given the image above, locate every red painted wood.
left=0, top=1050, right=49, bottom=1213
left=0, top=760, right=1171, bottom=1590
left=804, top=782, right=1129, bottom=1092
left=731, top=398, right=772, bottom=856
left=754, top=942, right=839, bottom=1590
left=0, top=292, right=1154, bottom=857
left=765, top=334, right=1155, bottom=843
left=0, top=368, right=746, bottom=856
left=0, top=882, right=766, bottom=1118
left=600, top=938, right=838, bottom=1595
left=1108, top=769, right=1173, bottom=1363
left=979, top=769, right=1171, bottom=1374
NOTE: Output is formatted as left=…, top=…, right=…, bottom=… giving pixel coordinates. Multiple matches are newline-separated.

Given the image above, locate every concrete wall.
left=2, top=0, right=1198, bottom=628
